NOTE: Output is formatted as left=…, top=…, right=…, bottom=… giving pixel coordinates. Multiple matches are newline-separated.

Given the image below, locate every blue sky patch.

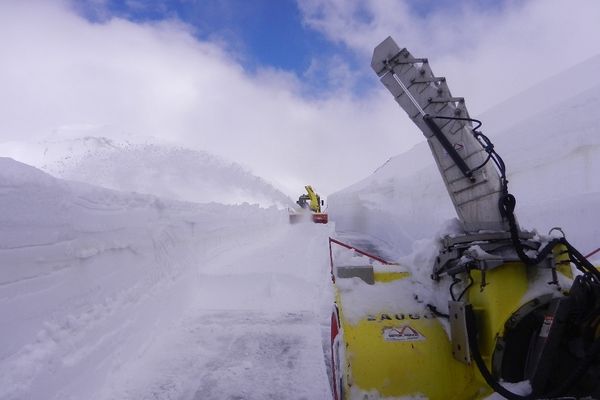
left=71, top=0, right=356, bottom=91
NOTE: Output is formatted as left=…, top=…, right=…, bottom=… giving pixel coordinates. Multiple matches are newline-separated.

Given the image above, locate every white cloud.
left=0, top=0, right=420, bottom=197
left=298, top=0, right=600, bottom=113
left=2, top=0, right=599, bottom=199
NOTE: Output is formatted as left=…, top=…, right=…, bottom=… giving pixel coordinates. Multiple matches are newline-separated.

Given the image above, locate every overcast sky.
left=1, top=0, right=600, bottom=196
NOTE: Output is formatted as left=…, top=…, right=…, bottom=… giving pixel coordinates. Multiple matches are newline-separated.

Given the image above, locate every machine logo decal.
left=383, top=326, right=426, bottom=342
left=367, top=313, right=434, bottom=321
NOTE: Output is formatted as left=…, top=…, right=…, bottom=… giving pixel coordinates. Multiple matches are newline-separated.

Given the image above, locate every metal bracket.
left=433, top=231, right=542, bottom=279
left=336, top=265, right=375, bottom=285
left=449, top=301, right=472, bottom=364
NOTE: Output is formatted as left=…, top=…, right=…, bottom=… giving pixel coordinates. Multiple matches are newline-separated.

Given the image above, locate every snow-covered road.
left=101, top=223, right=334, bottom=400
left=0, top=158, right=334, bottom=400
left=107, top=310, right=330, bottom=400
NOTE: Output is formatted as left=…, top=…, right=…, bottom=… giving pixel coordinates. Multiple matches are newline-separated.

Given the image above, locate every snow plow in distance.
left=289, top=185, right=328, bottom=224
left=329, top=37, right=600, bottom=400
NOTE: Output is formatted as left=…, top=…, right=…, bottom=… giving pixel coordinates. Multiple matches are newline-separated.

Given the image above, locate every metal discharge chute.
left=372, top=37, right=508, bottom=233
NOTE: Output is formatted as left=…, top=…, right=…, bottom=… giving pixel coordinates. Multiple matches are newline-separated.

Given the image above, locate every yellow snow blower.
left=289, top=185, right=328, bottom=224
left=329, top=37, right=600, bottom=400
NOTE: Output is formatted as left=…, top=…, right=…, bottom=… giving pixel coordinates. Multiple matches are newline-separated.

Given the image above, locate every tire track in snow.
left=100, top=223, right=334, bottom=400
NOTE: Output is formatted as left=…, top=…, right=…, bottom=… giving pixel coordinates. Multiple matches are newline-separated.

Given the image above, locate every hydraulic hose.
left=430, top=113, right=600, bottom=399
left=465, top=304, right=535, bottom=400
left=466, top=303, right=600, bottom=400
left=500, top=192, right=600, bottom=281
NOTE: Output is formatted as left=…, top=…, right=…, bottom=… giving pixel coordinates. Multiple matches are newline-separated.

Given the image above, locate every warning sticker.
left=383, top=326, right=426, bottom=342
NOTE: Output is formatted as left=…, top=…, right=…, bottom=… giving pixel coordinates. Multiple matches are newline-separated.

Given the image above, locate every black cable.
left=502, top=193, right=600, bottom=281
left=467, top=296, right=600, bottom=400
left=465, top=304, right=535, bottom=400
left=466, top=152, right=493, bottom=174
left=428, top=115, right=496, bottom=176
left=433, top=114, right=599, bottom=280
left=457, top=271, right=474, bottom=301
left=429, top=114, right=600, bottom=398
left=428, top=115, right=482, bottom=131
left=433, top=115, right=600, bottom=282
left=426, top=304, right=449, bottom=319
left=449, top=275, right=462, bottom=301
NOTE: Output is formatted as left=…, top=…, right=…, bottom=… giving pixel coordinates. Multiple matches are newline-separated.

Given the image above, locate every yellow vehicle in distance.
left=289, top=185, right=328, bottom=224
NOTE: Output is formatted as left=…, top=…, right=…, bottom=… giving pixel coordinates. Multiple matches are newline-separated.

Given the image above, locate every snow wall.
left=0, top=158, right=287, bottom=399
left=328, top=56, right=600, bottom=259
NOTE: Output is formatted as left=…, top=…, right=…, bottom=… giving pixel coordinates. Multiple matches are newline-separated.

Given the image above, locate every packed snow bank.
left=329, top=58, right=600, bottom=258
left=2, top=137, right=294, bottom=208
left=0, top=157, right=299, bottom=400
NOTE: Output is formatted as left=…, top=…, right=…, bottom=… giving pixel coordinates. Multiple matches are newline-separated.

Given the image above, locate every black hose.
left=426, top=304, right=449, bottom=319
left=457, top=271, right=474, bottom=301
left=432, top=114, right=600, bottom=398
left=501, top=192, right=600, bottom=281
left=449, top=276, right=462, bottom=301
left=466, top=303, right=600, bottom=399
left=465, top=304, right=535, bottom=400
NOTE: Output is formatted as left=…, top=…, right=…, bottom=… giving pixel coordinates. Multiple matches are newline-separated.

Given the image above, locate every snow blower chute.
left=329, top=37, right=600, bottom=400
left=289, top=185, right=328, bottom=224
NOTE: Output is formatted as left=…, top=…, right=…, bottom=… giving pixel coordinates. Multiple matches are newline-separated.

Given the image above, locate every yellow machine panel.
left=340, top=311, right=483, bottom=399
